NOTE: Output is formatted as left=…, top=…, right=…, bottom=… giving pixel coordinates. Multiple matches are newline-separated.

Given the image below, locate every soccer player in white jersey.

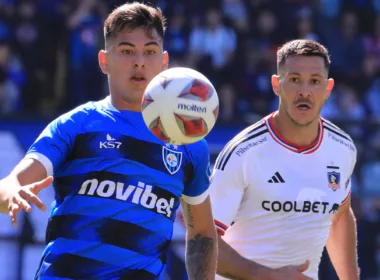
left=210, top=39, right=359, bottom=280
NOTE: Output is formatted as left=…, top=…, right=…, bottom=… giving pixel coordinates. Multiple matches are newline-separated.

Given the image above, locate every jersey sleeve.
left=182, top=139, right=211, bottom=205
left=25, top=107, right=89, bottom=176
left=341, top=147, right=357, bottom=205
left=209, top=145, right=247, bottom=235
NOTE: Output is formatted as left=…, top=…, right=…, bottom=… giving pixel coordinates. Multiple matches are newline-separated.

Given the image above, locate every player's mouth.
left=296, top=103, right=312, bottom=111
left=130, top=74, right=147, bottom=85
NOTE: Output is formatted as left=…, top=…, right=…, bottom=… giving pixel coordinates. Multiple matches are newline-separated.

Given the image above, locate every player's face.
left=99, top=27, right=168, bottom=106
left=272, top=55, right=334, bottom=126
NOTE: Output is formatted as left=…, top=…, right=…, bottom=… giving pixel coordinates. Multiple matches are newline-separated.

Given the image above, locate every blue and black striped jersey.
left=26, top=97, right=211, bottom=280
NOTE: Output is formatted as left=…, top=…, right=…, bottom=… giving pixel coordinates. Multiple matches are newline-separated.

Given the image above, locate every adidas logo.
left=268, top=172, right=285, bottom=183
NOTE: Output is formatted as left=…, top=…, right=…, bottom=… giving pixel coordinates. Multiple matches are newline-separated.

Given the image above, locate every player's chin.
left=290, top=109, right=316, bottom=126
left=122, top=87, right=144, bottom=101
left=129, top=79, right=148, bottom=90
left=125, top=82, right=146, bottom=94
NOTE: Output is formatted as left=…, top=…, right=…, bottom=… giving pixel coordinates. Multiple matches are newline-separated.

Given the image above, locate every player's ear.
left=162, top=51, right=169, bottom=70
left=271, top=75, right=280, bottom=97
left=98, top=50, right=109, bottom=74
left=325, top=78, right=335, bottom=100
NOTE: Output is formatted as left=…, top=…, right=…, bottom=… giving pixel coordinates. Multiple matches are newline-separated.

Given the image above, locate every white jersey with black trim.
left=210, top=112, right=356, bottom=280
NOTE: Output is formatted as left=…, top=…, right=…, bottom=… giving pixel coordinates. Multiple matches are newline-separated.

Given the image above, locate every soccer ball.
left=141, top=67, right=219, bottom=145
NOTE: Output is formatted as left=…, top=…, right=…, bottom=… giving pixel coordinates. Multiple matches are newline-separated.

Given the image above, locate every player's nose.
left=297, top=82, right=312, bottom=97
left=133, top=53, right=145, bottom=68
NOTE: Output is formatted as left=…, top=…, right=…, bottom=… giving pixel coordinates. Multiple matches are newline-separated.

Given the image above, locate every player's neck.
left=272, top=110, right=320, bottom=147
left=109, top=95, right=142, bottom=112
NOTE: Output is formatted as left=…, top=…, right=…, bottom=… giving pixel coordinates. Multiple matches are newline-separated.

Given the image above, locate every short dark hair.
left=104, top=2, right=166, bottom=46
left=277, top=39, right=331, bottom=73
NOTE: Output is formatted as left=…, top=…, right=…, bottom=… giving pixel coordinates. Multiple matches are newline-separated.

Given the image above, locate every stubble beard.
left=283, top=101, right=324, bottom=128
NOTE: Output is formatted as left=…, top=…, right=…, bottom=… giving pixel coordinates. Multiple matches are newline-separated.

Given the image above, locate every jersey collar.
left=265, top=112, right=324, bottom=154
left=101, top=96, right=119, bottom=112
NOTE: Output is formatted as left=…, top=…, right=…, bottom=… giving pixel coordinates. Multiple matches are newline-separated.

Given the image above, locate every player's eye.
left=311, top=79, right=320, bottom=85
left=145, top=50, right=156, bottom=55
left=122, top=49, right=133, bottom=55
left=290, top=77, right=299, bottom=83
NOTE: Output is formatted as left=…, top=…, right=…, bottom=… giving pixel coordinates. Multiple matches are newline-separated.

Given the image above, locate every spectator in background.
left=324, top=84, right=366, bottom=139
left=325, top=11, right=365, bottom=81
left=164, top=4, right=188, bottom=63
left=13, top=0, right=46, bottom=114
left=363, top=14, right=380, bottom=70
left=34, top=0, right=67, bottom=114
left=237, top=44, right=273, bottom=118
left=368, top=129, right=380, bottom=161
left=318, top=0, right=342, bottom=20
left=188, top=7, right=236, bottom=84
left=365, top=77, right=380, bottom=121
left=218, top=83, right=236, bottom=123
left=0, top=0, right=13, bottom=40
left=338, top=85, right=366, bottom=125
left=294, top=9, right=319, bottom=42
left=66, top=0, right=107, bottom=107
left=356, top=55, right=379, bottom=96
left=0, top=65, right=19, bottom=115
left=0, top=40, right=23, bottom=115
left=342, top=0, right=378, bottom=34
left=251, top=10, right=281, bottom=52
left=221, top=0, right=249, bottom=33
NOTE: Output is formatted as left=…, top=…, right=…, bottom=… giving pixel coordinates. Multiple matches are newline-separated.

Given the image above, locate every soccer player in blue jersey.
left=0, top=2, right=217, bottom=280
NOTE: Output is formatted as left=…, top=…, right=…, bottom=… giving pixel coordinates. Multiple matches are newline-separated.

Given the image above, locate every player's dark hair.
left=277, top=39, right=331, bottom=73
left=104, top=2, right=166, bottom=46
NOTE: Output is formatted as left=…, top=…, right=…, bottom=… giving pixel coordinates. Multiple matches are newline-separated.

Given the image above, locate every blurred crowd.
left=0, top=0, right=377, bottom=121
left=0, top=0, right=380, bottom=278
left=1, top=0, right=380, bottom=157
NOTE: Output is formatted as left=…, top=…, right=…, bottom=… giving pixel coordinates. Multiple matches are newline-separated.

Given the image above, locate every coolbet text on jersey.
left=25, top=97, right=211, bottom=280
left=210, top=113, right=356, bottom=280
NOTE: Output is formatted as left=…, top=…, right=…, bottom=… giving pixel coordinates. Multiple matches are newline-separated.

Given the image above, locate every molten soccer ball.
left=141, top=67, right=219, bottom=145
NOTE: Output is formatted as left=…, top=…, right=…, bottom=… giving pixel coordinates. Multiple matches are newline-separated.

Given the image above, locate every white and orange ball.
left=141, top=67, right=219, bottom=145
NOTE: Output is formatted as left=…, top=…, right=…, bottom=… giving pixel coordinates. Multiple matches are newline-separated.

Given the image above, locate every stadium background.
left=0, top=0, right=379, bottom=279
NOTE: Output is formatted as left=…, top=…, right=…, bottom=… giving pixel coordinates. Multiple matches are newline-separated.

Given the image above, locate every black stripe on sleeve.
left=219, top=128, right=268, bottom=171
left=215, top=122, right=266, bottom=170
left=323, top=125, right=353, bottom=143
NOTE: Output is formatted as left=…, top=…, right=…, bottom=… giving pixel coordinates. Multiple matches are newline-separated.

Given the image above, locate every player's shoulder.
left=214, top=119, right=269, bottom=171
left=57, top=101, right=98, bottom=123
left=233, top=118, right=268, bottom=140
left=322, top=117, right=356, bottom=154
left=184, top=138, right=209, bottom=159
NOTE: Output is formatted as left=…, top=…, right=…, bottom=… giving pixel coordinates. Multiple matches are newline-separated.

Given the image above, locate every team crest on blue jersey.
left=327, top=171, right=341, bottom=191
left=162, top=146, right=182, bottom=174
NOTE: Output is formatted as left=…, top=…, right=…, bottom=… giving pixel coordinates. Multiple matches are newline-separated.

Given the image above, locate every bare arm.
left=181, top=196, right=218, bottom=280
left=5, top=158, right=47, bottom=186
left=217, top=233, right=311, bottom=280
left=0, top=158, right=51, bottom=226
left=217, top=233, right=272, bottom=280
left=326, top=199, right=359, bottom=280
